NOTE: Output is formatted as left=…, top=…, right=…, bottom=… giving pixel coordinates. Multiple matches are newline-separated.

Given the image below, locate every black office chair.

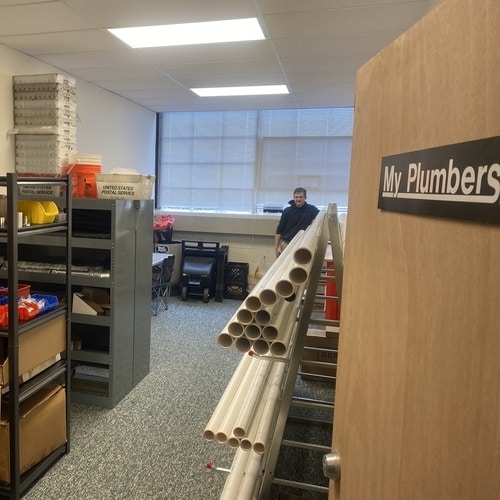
left=152, top=255, right=175, bottom=315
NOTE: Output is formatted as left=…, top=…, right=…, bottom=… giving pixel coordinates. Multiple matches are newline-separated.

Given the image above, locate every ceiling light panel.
left=108, top=17, right=265, bottom=48
left=191, top=85, right=289, bottom=97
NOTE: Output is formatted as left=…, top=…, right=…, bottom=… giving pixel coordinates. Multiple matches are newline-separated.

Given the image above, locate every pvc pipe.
left=269, top=317, right=298, bottom=357
left=261, top=299, right=296, bottom=342
left=236, top=451, right=263, bottom=500
left=236, top=307, right=254, bottom=325
left=261, top=324, right=278, bottom=342
left=219, top=449, right=251, bottom=500
left=244, top=323, right=261, bottom=340
left=268, top=288, right=303, bottom=357
left=221, top=311, right=244, bottom=336
left=203, top=353, right=252, bottom=441
left=217, top=331, right=235, bottom=348
left=253, top=363, right=286, bottom=454
left=233, top=359, right=270, bottom=439
left=228, top=320, right=245, bottom=338
left=244, top=230, right=305, bottom=311
left=254, top=307, right=272, bottom=326
left=252, top=338, right=270, bottom=355
left=258, top=285, right=278, bottom=307
left=274, top=277, right=296, bottom=299
left=259, top=250, right=301, bottom=304
left=269, top=340, right=287, bottom=357
left=240, top=368, right=273, bottom=451
left=288, top=259, right=313, bottom=285
left=244, top=293, right=262, bottom=313
left=215, top=358, right=260, bottom=443
left=293, top=212, right=324, bottom=265
left=235, top=337, right=252, bottom=353
left=240, top=436, right=253, bottom=452
left=227, top=434, right=240, bottom=449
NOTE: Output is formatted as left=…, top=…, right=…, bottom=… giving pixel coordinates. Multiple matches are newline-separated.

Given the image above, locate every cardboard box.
left=19, top=354, right=61, bottom=384
left=0, top=314, right=66, bottom=386
left=303, top=328, right=339, bottom=349
left=0, top=384, right=66, bottom=484
left=81, top=288, right=110, bottom=309
left=301, top=327, right=338, bottom=382
left=72, top=288, right=110, bottom=315
left=95, top=173, right=155, bottom=200
left=72, top=293, right=104, bottom=315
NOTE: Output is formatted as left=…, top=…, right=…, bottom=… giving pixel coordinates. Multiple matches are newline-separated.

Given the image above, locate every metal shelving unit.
left=211, top=204, right=343, bottom=499
left=0, top=196, right=153, bottom=411
left=68, top=198, right=153, bottom=408
left=257, top=204, right=342, bottom=498
left=0, top=173, right=72, bottom=500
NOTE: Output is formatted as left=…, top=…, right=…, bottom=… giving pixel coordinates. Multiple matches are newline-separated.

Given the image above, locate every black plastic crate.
left=224, top=262, right=249, bottom=284
left=223, top=283, right=248, bottom=300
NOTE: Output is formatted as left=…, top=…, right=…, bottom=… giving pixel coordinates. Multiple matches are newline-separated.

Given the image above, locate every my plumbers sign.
left=378, top=136, right=500, bottom=225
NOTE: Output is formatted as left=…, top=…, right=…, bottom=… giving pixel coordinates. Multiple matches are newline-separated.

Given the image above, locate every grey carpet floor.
left=23, top=296, right=333, bottom=500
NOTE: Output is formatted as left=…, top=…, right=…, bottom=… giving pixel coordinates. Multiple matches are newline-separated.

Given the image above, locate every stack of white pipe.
left=219, top=448, right=263, bottom=500
left=206, top=212, right=325, bottom=494
left=204, top=355, right=271, bottom=445
left=205, top=355, right=288, bottom=454
left=216, top=212, right=324, bottom=357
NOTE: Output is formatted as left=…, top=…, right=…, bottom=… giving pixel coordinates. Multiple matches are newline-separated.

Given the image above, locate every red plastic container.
left=61, top=164, right=101, bottom=198
left=61, top=154, right=102, bottom=198
left=0, top=284, right=31, bottom=299
left=18, top=300, right=40, bottom=321
left=0, top=304, right=7, bottom=327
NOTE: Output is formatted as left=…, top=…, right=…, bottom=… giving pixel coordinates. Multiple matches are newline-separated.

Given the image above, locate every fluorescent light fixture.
left=191, top=85, right=289, bottom=97
left=108, top=17, right=265, bottom=48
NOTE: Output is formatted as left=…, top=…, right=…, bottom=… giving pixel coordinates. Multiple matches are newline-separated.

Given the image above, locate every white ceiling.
left=0, top=0, right=441, bottom=113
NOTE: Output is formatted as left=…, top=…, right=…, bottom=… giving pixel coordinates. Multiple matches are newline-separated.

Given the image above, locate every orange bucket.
left=61, top=154, right=102, bottom=198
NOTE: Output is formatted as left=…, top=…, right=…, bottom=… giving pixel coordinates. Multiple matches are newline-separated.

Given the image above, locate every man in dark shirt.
left=275, top=187, right=319, bottom=257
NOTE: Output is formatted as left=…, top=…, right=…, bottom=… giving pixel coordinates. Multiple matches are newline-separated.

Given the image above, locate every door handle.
left=323, top=451, right=341, bottom=481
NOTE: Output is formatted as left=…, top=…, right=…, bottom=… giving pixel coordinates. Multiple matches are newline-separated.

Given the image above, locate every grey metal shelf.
left=71, top=350, right=110, bottom=365
left=71, top=313, right=110, bottom=327
left=0, top=195, right=153, bottom=412
left=0, top=270, right=111, bottom=287
left=69, top=198, right=153, bottom=408
left=2, top=233, right=112, bottom=250
left=0, top=173, right=72, bottom=500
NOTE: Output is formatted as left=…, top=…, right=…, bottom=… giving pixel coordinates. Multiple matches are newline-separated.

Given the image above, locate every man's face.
left=294, top=192, right=306, bottom=207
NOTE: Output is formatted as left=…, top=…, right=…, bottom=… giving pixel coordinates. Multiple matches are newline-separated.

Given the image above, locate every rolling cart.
left=180, top=240, right=220, bottom=303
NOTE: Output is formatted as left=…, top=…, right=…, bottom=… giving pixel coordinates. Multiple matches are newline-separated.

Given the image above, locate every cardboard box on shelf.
left=301, top=327, right=338, bottom=382
left=72, top=288, right=110, bottom=316
left=81, top=288, right=110, bottom=309
left=19, top=354, right=61, bottom=384
left=0, top=314, right=66, bottom=386
left=303, top=328, right=339, bottom=349
left=0, top=384, right=66, bottom=484
left=72, top=293, right=103, bottom=315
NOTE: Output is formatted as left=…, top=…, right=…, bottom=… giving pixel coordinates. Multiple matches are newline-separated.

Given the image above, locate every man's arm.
left=274, top=233, right=282, bottom=257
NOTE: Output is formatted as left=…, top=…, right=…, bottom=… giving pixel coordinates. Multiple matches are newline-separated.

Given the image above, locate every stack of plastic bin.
left=13, top=73, right=77, bottom=188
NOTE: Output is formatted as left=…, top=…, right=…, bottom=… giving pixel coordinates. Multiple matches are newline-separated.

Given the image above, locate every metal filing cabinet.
left=69, top=199, right=153, bottom=407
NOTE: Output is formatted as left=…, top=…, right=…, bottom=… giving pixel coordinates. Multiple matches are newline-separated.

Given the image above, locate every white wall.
left=0, top=43, right=279, bottom=278
left=0, top=44, right=156, bottom=176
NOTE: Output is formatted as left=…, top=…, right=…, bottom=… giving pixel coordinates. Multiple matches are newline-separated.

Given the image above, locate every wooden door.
left=330, top=1, right=500, bottom=499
